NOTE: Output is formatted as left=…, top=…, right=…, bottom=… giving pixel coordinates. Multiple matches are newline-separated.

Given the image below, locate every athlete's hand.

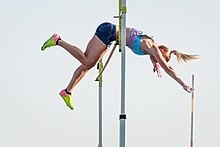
left=183, top=85, right=193, bottom=93
left=153, top=63, right=162, bottom=78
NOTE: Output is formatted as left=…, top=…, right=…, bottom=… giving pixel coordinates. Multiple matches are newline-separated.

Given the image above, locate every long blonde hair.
left=158, top=45, right=199, bottom=63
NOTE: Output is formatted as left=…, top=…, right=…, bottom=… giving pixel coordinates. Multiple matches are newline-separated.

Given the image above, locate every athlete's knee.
left=82, top=59, right=96, bottom=70
left=84, top=64, right=95, bottom=70
left=81, top=58, right=92, bottom=67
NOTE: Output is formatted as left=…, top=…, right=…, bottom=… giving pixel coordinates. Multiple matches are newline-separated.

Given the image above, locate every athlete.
left=41, top=22, right=198, bottom=110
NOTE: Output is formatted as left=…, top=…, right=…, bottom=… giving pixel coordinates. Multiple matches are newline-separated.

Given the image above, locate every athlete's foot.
left=41, top=33, right=60, bottom=51
left=59, top=89, right=74, bottom=110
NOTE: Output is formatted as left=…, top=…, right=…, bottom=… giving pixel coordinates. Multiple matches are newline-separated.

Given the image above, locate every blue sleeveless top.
left=126, top=28, right=154, bottom=55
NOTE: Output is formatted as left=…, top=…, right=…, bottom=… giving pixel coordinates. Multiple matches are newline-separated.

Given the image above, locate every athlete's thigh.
left=84, top=35, right=107, bottom=63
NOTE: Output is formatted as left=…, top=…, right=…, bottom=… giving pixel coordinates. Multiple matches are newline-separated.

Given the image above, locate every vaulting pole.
left=119, top=0, right=127, bottom=147
left=190, top=75, right=195, bottom=147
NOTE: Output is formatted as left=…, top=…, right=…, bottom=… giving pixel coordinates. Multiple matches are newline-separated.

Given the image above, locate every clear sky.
left=1, top=0, right=219, bottom=147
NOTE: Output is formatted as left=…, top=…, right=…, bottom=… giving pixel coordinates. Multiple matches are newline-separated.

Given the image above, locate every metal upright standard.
left=118, top=0, right=127, bottom=147
left=97, top=59, right=103, bottom=147
left=190, top=75, right=195, bottom=147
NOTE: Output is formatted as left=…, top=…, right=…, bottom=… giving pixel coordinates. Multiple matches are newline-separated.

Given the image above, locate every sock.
left=56, top=37, right=61, bottom=45
left=65, top=89, right=72, bottom=95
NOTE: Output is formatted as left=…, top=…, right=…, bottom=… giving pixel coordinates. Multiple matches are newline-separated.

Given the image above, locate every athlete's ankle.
left=56, top=38, right=61, bottom=45
left=65, top=88, right=72, bottom=95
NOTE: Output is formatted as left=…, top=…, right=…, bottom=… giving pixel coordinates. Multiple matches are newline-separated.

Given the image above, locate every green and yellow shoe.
left=59, top=89, right=74, bottom=110
left=41, top=33, right=60, bottom=51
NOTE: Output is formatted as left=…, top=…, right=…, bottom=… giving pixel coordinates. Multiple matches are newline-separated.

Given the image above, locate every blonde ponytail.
left=171, top=50, right=199, bottom=63
left=158, top=45, right=199, bottom=63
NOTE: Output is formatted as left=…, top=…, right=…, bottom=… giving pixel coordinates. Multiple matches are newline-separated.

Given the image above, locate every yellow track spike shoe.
left=41, top=33, right=60, bottom=51
left=59, top=90, right=74, bottom=110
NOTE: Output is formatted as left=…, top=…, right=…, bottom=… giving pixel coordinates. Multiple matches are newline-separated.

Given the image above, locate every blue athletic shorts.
left=95, top=22, right=116, bottom=46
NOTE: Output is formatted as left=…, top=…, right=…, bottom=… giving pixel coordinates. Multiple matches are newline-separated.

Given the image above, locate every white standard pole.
left=119, top=0, right=126, bottom=147
left=97, top=59, right=103, bottom=147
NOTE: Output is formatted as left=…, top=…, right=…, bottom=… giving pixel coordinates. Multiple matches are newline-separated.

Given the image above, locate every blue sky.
left=1, top=0, right=219, bottom=147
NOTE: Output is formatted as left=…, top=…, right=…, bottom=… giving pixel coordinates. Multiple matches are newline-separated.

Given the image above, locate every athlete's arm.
left=150, top=44, right=191, bottom=92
